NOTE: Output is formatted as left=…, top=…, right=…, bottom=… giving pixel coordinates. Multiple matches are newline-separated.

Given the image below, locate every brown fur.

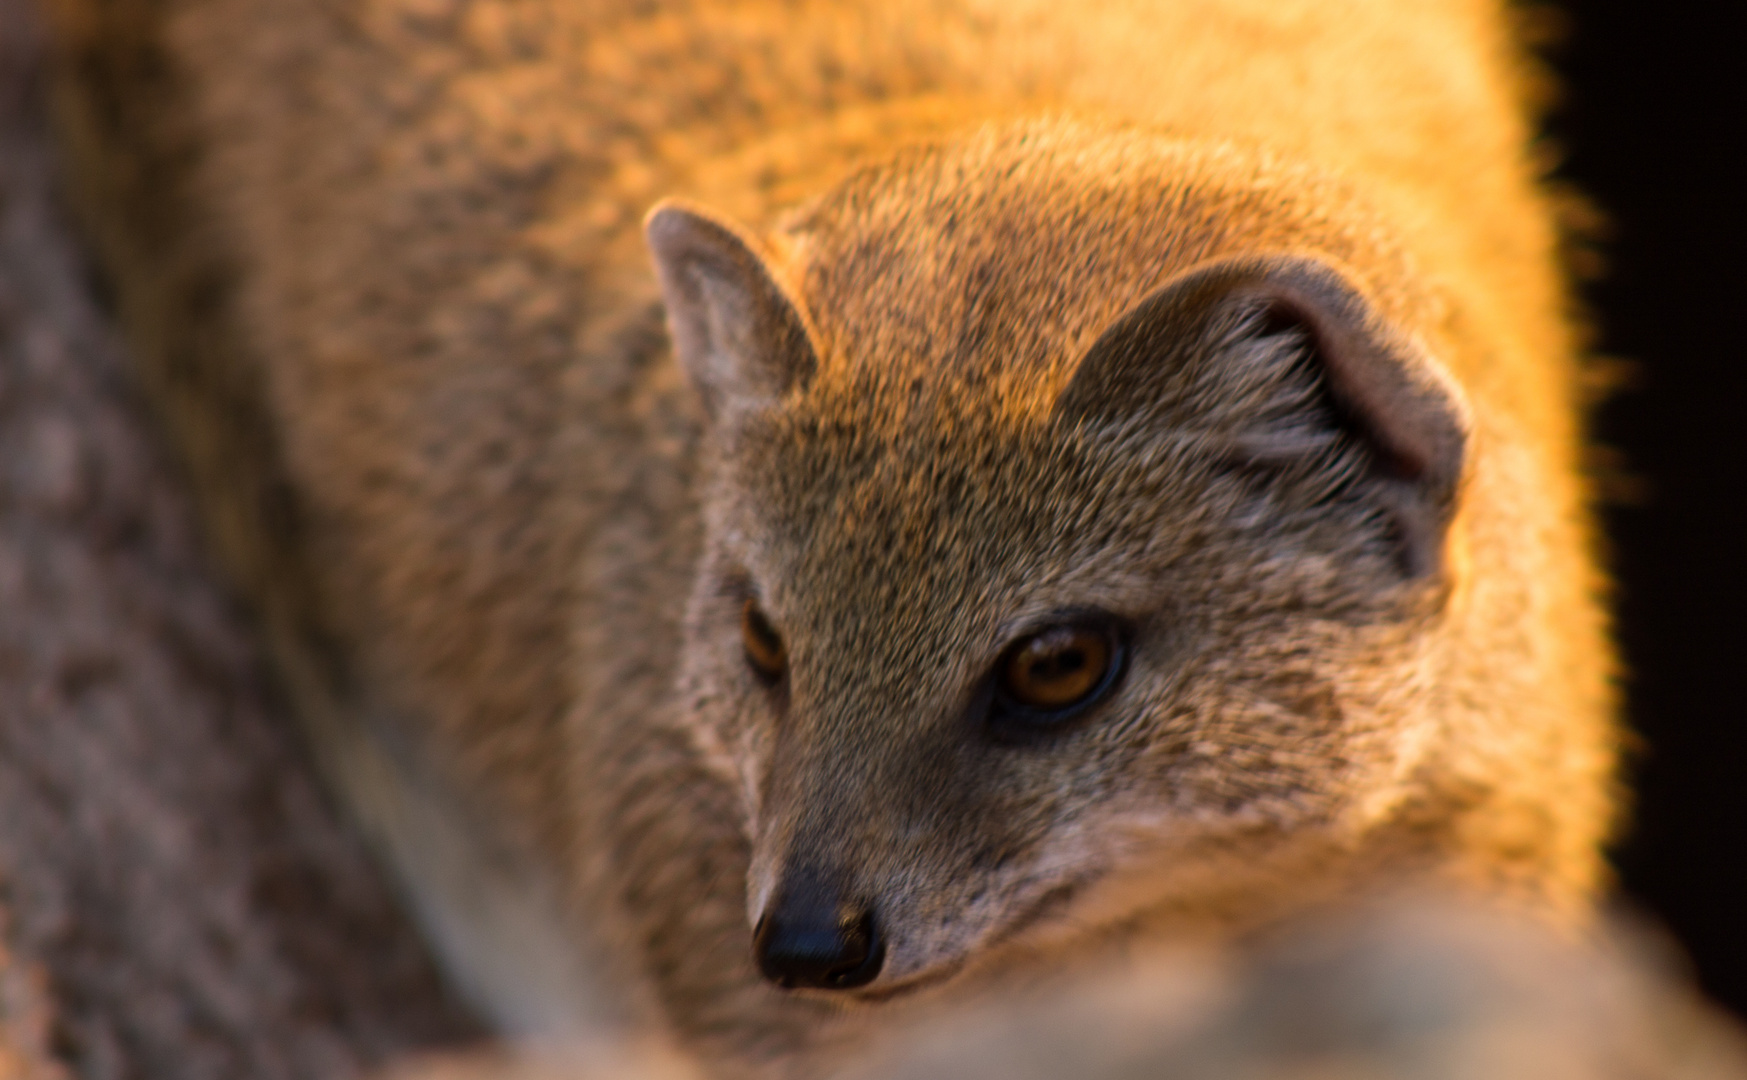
left=44, top=0, right=1617, bottom=1075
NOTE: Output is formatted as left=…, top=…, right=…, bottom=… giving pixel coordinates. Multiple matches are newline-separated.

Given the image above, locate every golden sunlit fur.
left=47, top=0, right=1615, bottom=1074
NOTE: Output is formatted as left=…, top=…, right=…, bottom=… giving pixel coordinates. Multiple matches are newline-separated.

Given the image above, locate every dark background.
left=1551, top=1, right=1747, bottom=1017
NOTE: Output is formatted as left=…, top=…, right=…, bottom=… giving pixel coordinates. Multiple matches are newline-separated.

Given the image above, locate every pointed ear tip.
left=644, top=198, right=739, bottom=248
left=1230, top=254, right=1364, bottom=313
left=643, top=199, right=701, bottom=248
left=1246, top=256, right=1473, bottom=482
left=643, top=200, right=769, bottom=275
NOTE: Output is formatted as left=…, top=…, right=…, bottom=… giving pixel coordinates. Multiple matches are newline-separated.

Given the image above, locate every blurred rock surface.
left=842, top=897, right=1747, bottom=1080
left=387, top=898, right=1747, bottom=1080
left=0, top=0, right=482, bottom=1075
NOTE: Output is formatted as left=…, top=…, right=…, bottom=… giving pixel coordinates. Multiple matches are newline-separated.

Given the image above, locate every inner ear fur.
left=645, top=199, right=819, bottom=418
left=1057, top=254, right=1470, bottom=579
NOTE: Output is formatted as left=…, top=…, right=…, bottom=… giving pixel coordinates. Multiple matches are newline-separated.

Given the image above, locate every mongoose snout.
left=754, top=870, right=885, bottom=990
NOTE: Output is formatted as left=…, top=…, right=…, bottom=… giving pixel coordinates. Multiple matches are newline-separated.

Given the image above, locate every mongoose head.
left=647, top=125, right=1477, bottom=999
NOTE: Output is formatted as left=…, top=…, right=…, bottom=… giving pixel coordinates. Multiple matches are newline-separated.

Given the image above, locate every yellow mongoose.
left=48, top=0, right=1616, bottom=1074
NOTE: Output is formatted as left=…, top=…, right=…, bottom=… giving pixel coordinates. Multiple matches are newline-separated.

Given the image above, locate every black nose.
left=754, top=894, right=884, bottom=990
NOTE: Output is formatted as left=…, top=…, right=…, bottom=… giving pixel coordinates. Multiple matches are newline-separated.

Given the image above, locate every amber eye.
left=994, top=622, right=1121, bottom=722
left=741, top=599, right=787, bottom=684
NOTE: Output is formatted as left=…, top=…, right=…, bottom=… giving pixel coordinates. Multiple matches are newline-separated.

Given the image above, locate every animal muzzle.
left=753, top=867, right=885, bottom=990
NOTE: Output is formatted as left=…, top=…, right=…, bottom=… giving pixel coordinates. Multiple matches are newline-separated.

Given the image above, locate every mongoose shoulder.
left=46, top=0, right=1616, bottom=1073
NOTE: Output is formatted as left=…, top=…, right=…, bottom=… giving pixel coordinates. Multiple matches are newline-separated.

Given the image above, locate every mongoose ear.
left=645, top=200, right=819, bottom=418
left=1057, top=255, right=1469, bottom=578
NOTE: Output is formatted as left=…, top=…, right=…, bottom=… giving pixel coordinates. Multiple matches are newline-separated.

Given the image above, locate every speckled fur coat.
left=47, top=0, right=1616, bottom=1075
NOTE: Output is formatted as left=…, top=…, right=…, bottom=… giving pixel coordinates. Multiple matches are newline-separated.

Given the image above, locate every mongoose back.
left=47, top=0, right=1617, bottom=1074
